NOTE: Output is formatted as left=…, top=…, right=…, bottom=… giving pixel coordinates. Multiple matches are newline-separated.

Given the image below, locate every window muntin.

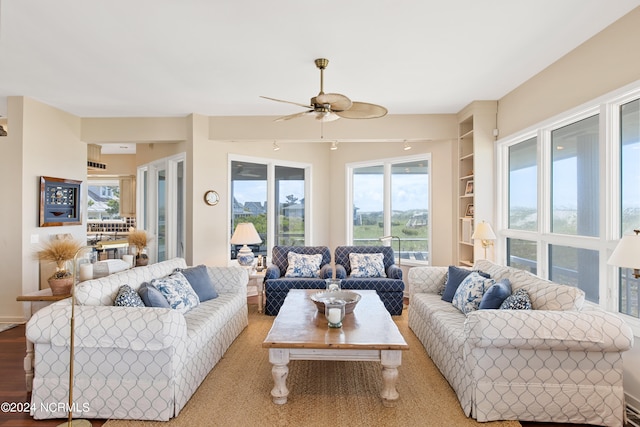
left=551, top=115, right=599, bottom=237
left=508, top=137, right=537, bottom=231
left=351, top=156, right=430, bottom=263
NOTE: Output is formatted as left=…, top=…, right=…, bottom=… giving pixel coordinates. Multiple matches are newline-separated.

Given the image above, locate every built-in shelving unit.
left=456, top=101, right=497, bottom=266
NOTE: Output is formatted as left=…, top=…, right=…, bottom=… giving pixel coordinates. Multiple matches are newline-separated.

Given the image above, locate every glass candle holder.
left=325, top=278, right=342, bottom=292
left=324, top=299, right=346, bottom=328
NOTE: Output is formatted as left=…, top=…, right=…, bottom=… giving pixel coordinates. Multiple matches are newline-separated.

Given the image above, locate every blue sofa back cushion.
left=334, top=246, right=397, bottom=277
left=479, top=279, right=512, bottom=309
left=178, top=264, right=219, bottom=301
left=441, top=265, right=490, bottom=303
left=268, top=246, right=331, bottom=278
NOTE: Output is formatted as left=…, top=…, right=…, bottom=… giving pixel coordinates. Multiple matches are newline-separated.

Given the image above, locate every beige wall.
left=0, top=97, right=86, bottom=322
left=498, top=6, right=640, bottom=138
left=496, top=5, right=640, bottom=409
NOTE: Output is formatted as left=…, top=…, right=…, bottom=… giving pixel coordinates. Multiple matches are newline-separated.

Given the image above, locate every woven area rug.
left=104, top=305, right=521, bottom=427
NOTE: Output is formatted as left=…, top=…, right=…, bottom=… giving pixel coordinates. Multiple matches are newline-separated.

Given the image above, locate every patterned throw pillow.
left=151, top=271, right=200, bottom=314
left=285, top=252, right=323, bottom=278
left=451, top=272, right=495, bottom=315
left=114, top=284, right=145, bottom=307
left=349, top=253, right=387, bottom=278
left=500, top=288, right=532, bottom=310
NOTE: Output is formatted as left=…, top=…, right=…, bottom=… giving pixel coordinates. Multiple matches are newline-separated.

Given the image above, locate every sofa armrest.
left=408, top=266, right=448, bottom=295
left=464, top=309, right=634, bottom=352
left=207, top=266, right=248, bottom=294
left=386, top=264, right=403, bottom=280
left=26, top=301, right=187, bottom=351
left=265, top=264, right=281, bottom=280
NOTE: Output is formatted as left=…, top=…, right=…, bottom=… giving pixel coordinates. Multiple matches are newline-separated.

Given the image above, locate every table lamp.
left=608, top=229, right=640, bottom=278
left=230, top=223, right=262, bottom=267
left=471, top=221, right=496, bottom=260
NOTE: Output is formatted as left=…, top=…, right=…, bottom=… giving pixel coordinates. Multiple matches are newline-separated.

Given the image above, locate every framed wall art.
left=39, top=176, right=82, bottom=227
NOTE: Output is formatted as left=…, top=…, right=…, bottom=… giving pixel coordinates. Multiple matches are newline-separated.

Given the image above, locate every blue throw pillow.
left=500, top=288, right=532, bottom=310
left=479, top=279, right=512, bottom=309
left=152, top=272, right=200, bottom=314
left=441, top=266, right=472, bottom=302
left=114, top=285, right=145, bottom=308
left=179, top=265, right=218, bottom=302
left=138, top=282, right=170, bottom=308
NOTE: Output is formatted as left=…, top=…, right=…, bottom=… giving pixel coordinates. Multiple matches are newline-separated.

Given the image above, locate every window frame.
left=496, top=78, right=640, bottom=336
left=346, top=153, right=432, bottom=266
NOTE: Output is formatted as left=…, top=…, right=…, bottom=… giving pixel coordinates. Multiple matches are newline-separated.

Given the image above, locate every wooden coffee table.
left=262, top=289, right=409, bottom=406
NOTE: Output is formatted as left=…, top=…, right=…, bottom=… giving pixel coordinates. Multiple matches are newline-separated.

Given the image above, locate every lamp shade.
left=608, top=232, right=640, bottom=269
left=471, top=221, right=496, bottom=241
left=230, top=223, right=262, bottom=245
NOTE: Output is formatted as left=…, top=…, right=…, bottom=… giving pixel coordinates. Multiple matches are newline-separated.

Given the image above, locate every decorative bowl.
left=310, top=290, right=361, bottom=314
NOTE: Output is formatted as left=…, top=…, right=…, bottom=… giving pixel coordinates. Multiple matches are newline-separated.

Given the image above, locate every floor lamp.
left=379, top=235, right=401, bottom=265
left=59, top=247, right=93, bottom=427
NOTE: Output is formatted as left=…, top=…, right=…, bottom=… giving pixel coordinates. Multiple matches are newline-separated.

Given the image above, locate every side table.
left=248, top=270, right=266, bottom=313
left=16, top=289, right=70, bottom=391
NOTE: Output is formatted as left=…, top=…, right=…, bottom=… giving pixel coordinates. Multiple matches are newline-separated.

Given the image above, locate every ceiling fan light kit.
left=261, top=58, right=387, bottom=122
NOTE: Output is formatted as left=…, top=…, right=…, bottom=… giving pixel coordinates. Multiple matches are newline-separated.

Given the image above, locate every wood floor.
left=0, top=298, right=599, bottom=426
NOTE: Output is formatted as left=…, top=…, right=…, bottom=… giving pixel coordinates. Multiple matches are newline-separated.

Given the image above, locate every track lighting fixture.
left=273, top=141, right=280, bottom=151
left=403, top=140, right=412, bottom=151
left=330, top=141, right=338, bottom=151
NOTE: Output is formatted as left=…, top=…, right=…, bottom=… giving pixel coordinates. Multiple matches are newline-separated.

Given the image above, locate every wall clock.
left=204, top=190, right=219, bottom=206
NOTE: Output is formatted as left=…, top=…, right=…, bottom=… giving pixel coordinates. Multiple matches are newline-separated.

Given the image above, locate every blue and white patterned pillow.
left=151, top=272, right=200, bottom=314
left=452, top=272, right=494, bottom=315
left=285, top=252, right=323, bottom=278
left=349, top=253, right=387, bottom=278
left=500, top=288, right=532, bottom=310
left=114, top=284, right=145, bottom=307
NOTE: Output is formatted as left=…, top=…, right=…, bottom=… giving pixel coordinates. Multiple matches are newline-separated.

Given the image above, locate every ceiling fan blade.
left=260, top=96, right=312, bottom=109
left=314, top=93, right=352, bottom=111
left=336, top=101, right=388, bottom=119
left=274, top=110, right=313, bottom=122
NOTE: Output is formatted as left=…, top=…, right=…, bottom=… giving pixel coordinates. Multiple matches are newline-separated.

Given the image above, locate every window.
left=498, top=83, right=640, bottom=328
left=506, top=238, right=537, bottom=274
left=551, top=115, right=599, bottom=237
left=350, top=156, right=430, bottom=263
left=87, top=179, right=121, bottom=221
left=508, top=137, right=537, bottom=231
left=619, top=98, right=640, bottom=317
left=230, top=158, right=309, bottom=260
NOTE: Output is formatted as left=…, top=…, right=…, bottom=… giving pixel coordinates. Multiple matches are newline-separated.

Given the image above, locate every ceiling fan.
left=261, top=58, right=388, bottom=122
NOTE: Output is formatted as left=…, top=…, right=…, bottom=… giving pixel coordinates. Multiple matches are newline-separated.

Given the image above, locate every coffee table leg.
left=380, top=350, right=402, bottom=407
left=268, top=348, right=290, bottom=404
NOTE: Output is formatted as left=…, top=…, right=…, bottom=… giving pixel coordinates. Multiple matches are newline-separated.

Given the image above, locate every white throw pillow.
left=452, top=272, right=494, bottom=315
left=151, top=271, right=200, bottom=314
left=349, top=253, right=387, bottom=278
left=284, top=252, right=323, bottom=278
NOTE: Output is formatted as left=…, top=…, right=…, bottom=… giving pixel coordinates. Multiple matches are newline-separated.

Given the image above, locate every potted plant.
left=37, top=237, right=83, bottom=295
left=128, top=229, right=150, bottom=266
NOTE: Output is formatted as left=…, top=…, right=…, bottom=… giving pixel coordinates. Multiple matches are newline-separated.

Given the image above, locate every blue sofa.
left=264, top=246, right=333, bottom=315
left=334, top=245, right=404, bottom=315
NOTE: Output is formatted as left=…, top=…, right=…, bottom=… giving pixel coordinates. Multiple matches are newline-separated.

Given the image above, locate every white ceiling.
left=0, top=1, right=639, bottom=120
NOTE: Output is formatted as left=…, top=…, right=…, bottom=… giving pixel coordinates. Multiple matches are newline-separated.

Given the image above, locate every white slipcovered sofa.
left=26, top=258, right=248, bottom=421
left=408, top=259, right=634, bottom=426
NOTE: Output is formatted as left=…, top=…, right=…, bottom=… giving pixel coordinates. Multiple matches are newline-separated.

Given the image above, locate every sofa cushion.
left=479, top=279, right=512, bottom=309
left=138, top=282, right=170, bottom=308
left=114, top=284, right=146, bottom=307
left=500, top=288, right=532, bottom=310
left=179, top=264, right=219, bottom=302
left=349, top=253, right=387, bottom=278
left=442, top=266, right=490, bottom=303
left=285, top=252, right=323, bottom=278
left=151, top=271, right=200, bottom=314
left=452, top=272, right=494, bottom=315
